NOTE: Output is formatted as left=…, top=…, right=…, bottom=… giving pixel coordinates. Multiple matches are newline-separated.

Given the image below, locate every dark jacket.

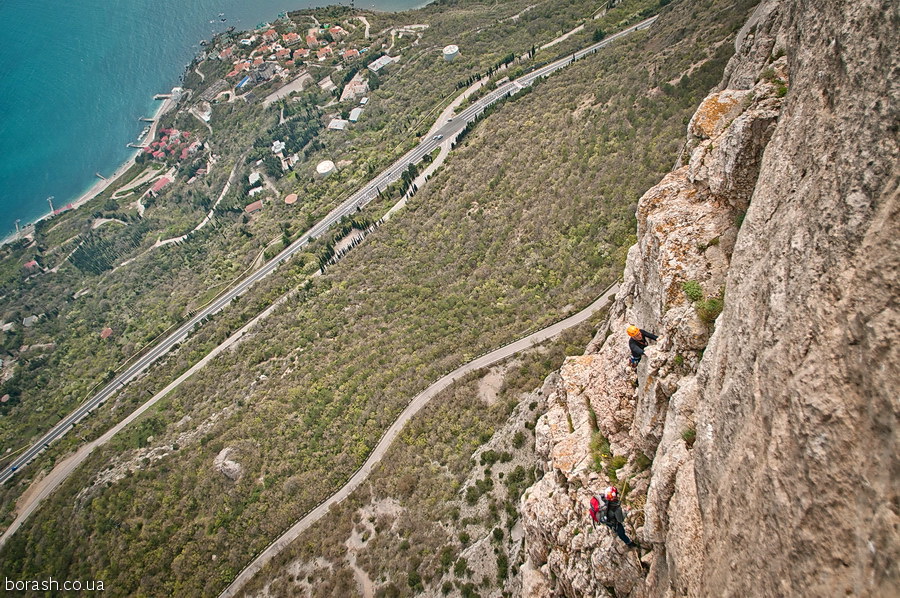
left=629, top=329, right=658, bottom=360
left=599, top=498, right=625, bottom=526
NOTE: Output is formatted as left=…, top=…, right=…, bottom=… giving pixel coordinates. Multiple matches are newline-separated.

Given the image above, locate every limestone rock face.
left=521, top=0, right=898, bottom=596
left=214, top=447, right=243, bottom=481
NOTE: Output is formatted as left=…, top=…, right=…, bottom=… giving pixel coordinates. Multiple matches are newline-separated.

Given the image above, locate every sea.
left=0, top=0, right=424, bottom=239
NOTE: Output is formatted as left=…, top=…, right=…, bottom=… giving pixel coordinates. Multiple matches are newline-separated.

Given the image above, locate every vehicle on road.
left=433, top=134, right=443, bottom=140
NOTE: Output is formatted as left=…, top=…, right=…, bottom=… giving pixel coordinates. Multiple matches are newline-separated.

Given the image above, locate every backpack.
left=589, top=496, right=607, bottom=525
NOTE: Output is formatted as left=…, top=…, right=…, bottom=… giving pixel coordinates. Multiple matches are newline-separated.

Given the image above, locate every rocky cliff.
left=520, top=0, right=898, bottom=596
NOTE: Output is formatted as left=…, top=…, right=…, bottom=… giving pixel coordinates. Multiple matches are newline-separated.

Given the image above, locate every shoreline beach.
left=1, top=94, right=177, bottom=248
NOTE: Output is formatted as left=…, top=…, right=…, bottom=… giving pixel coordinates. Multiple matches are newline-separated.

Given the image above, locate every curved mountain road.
left=219, top=282, right=620, bottom=597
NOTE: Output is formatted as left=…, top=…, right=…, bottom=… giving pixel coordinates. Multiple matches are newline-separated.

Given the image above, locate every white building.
left=367, top=55, right=394, bottom=72
left=327, top=118, right=349, bottom=131
left=316, top=160, right=336, bottom=177
left=248, top=172, right=261, bottom=185
left=443, top=45, right=459, bottom=61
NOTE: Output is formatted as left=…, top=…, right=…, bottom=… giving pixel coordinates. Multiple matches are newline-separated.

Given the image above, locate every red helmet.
left=605, top=486, right=618, bottom=501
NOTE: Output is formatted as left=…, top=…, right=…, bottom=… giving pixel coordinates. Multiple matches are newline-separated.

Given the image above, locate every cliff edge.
left=520, top=0, right=898, bottom=596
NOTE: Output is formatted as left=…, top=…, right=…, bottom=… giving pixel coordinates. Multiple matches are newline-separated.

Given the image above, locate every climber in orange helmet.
left=627, top=325, right=658, bottom=367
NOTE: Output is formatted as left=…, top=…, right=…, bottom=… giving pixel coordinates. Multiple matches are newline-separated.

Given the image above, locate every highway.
left=0, top=15, right=657, bottom=486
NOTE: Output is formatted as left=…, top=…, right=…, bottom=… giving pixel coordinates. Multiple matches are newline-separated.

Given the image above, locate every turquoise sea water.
left=0, top=0, right=422, bottom=238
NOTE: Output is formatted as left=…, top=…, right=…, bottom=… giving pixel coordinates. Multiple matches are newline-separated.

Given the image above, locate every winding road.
left=0, top=12, right=656, bottom=518
left=219, top=282, right=620, bottom=597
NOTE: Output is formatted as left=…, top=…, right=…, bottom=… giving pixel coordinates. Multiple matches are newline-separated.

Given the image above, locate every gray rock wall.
left=520, top=0, right=898, bottom=596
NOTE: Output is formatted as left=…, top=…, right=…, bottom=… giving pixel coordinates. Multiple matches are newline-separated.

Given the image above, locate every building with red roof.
left=262, top=29, right=278, bottom=42
left=282, top=32, right=300, bottom=45
left=23, top=259, right=39, bottom=272
left=306, top=34, right=318, bottom=48
left=317, top=46, right=333, bottom=60
left=293, top=48, right=310, bottom=60
left=275, top=48, right=290, bottom=59
left=100, top=327, right=113, bottom=339
left=219, top=46, right=234, bottom=59
left=244, top=200, right=263, bottom=214
left=149, top=176, right=171, bottom=197
left=343, top=48, right=360, bottom=60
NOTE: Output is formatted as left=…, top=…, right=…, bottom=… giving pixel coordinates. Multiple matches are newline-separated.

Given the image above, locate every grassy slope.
left=0, top=0, right=604, bottom=476
left=0, top=0, right=757, bottom=595
left=240, top=319, right=601, bottom=598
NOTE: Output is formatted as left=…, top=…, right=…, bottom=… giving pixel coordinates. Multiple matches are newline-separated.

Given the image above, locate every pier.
left=154, top=93, right=172, bottom=100
left=95, top=172, right=107, bottom=181
left=139, top=117, right=155, bottom=122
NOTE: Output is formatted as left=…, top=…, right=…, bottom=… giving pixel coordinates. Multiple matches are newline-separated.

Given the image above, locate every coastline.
left=1, top=94, right=176, bottom=248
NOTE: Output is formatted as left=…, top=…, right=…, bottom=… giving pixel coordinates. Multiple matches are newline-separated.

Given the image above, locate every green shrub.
left=606, top=455, right=627, bottom=481
left=682, top=280, right=703, bottom=302
left=454, top=556, right=469, bottom=577
left=512, top=430, right=525, bottom=448
left=674, top=353, right=684, bottom=366
left=696, top=297, right=724, bottom=324
left=635, top=451, right=652, bottom=472
left=590, top=432, right=611, bottom=472
left=682, top=428, right=696, bottom=447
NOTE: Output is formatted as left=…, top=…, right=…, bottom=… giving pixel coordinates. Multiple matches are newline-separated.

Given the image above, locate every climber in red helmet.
left=589, top=486, right=638, bottom=548
left=627, top=325, right=658, bottom=367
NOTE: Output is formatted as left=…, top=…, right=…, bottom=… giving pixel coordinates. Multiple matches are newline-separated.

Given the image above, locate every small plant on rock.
left=682, top=280, right=703, bottom=302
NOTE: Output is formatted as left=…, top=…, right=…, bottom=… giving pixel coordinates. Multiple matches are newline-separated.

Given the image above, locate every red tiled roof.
left=151, top=177, right=171, bottom=192
left=245, top=200, right=263, bottom=213
left=100, top=327, right=113, bottom=339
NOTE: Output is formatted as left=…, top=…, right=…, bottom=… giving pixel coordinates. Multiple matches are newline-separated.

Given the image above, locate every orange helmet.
left=627, top=325, right=641, bottom=338
left=605, top=486, right=619, bottom=501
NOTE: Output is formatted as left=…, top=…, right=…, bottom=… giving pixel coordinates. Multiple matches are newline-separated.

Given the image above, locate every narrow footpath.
left=219, top=282, right=620, bottom=597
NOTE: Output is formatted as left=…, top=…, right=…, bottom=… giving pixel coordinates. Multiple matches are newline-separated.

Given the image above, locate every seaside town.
left=1, top=5, right=456, bottom=381
left=4, top=8, right=436, bottom=247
